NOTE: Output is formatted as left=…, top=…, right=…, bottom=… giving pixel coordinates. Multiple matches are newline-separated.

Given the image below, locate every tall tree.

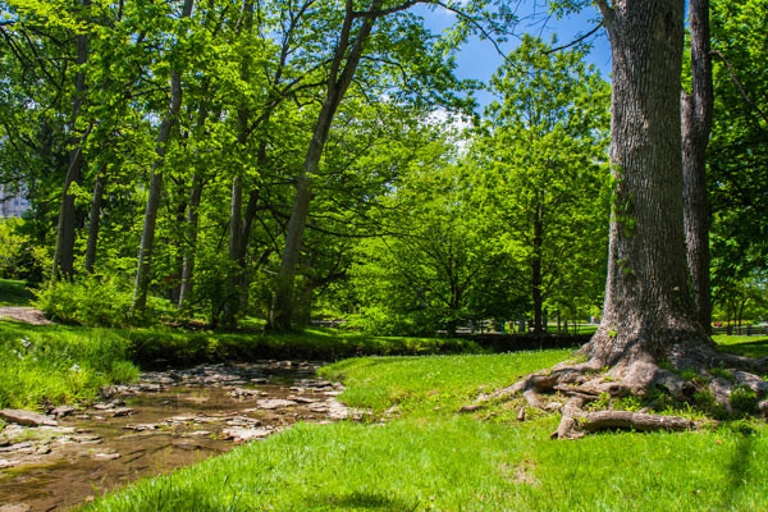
left=708, top=0, right=768, bottom=317
left=508, top=0, right=768, bottom=439
left=52, top=0, right=91, bottom=281
left=132, top=0, right=195, bottom=312
left=270, top=0, right=472, bottom=330
left=271, top=0, right=385, bottom=330
left=682, top=0, right=714, bottom=334
left=481, top=35, right=610, bottom=334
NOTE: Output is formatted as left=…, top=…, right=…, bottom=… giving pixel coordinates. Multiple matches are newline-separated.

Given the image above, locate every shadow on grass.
left=0, top=278, right=35, bottom=307
left=720, top=428, right=756, bottom=510
left=318, top=491, right=419, bottom=511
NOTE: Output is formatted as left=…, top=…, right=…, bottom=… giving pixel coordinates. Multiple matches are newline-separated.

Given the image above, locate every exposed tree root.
left=478, top=335, right=768, bottom=439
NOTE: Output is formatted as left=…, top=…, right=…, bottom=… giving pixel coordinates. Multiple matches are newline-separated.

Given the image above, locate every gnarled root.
left=487, top=341, right=768, bottom=439
left=551, top=397, right=697, bottom=439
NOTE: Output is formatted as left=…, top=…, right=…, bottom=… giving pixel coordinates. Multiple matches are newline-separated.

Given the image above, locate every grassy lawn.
left=0, top=278, right=35, bottom=307
left=80, top=343, right=768, bottom=512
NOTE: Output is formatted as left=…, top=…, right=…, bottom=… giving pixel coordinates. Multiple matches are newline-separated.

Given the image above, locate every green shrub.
left=33, top=275, right=134, bottom=327
left=0, top=218, right=30, bottom=279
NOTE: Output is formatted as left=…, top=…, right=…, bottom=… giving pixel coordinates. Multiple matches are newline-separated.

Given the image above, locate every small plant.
left=730, top=385, right=758, bottom=415
left=586, top=392, right=612, bottom=411
left=710, top=367, right=736, bottom=382
left=680, top=369, right=698, bottom=381
left=693, top=389, right=716, bottom=409
left=613, top=394, right=644, bottom=412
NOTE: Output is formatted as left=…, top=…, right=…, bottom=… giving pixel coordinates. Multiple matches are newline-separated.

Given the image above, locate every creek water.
left=0, top=361, right=349, bottom=511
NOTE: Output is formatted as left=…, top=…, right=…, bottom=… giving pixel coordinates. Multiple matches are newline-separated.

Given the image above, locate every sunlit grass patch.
left=320, top=350, right=573, bottom=416
left=714, top=334, right=768, bottom=358
left=0, top=323, right=139, bottom=410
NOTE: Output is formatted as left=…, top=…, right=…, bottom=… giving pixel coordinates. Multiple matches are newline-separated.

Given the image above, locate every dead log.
left=579, top=410, right=696, bottom=433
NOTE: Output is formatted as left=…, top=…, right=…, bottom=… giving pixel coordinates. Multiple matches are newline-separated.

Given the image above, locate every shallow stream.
left=0, top=361, right=351, bottom=511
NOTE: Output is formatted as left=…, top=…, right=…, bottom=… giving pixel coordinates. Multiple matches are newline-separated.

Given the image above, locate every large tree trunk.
left=584, top=0, right=710, bottom=368
left=132, top=0, right=193, bottom=312
left=682, top=0, right=713, bottom=334
left=270, top=0, right=381, bottom=330
left=492, top=0, right=768, bottom=439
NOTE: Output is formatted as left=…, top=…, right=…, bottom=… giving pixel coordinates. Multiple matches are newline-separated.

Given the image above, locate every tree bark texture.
left=586, top=0, right=710, bottom=366
left=132, top=0, right=194, bottom=312
left=270, top=0, right=382, bottom=330
left=682, top=0, right=713, bottom=334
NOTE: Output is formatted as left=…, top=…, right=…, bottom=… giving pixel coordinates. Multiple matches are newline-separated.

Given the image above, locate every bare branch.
left=545, top=22, right=604, bottom=54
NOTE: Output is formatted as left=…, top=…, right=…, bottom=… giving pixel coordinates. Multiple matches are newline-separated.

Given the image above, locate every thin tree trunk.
left=682, top=0, right=713, bottom=334
left=53, top=0, right=91, bottom=281
left=532, top=203, right=544, bottom=334
left=177, top=89, right=213, bottom=309
left=132, top=0, right=194, bottom=312
left=271, top=0, right=382, bottom=330
left=84, top=173, right=104, bottom=273
left=220, top=0, right=254, bottom=328
left=177, top=171, right=203, bottom=309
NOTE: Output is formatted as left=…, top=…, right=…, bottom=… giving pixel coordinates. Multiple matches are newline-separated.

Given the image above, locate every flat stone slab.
left=256, top=398, right=297, bottom=410
left=0, top=503, right=32, bottom=512
left=0, top=409, right=57, bottom=427
left=222, top=427, right=273, bottom=443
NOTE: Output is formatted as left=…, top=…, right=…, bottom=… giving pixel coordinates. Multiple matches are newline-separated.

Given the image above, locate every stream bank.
left=0, top=360, right=359, bottom=511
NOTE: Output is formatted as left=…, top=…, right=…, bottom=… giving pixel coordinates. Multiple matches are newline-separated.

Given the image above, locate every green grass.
left=2, top=312, right=767, bottom=509
left=0, top=322, right=139, bottom=410
left=79, top=348, right=768, bottom=511
left=713, top=334, right=768, bottom=358
left=0, top=278, right=35, bottom=306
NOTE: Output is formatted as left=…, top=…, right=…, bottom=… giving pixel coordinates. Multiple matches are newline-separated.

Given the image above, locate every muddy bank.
left=0, top=361, right=359, bottom=511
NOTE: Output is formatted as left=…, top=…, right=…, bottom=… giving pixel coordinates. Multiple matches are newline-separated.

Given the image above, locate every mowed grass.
left=81, top=347, right=768, bottom=512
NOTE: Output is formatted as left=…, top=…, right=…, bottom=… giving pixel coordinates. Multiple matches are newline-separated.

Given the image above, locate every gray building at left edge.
left=0, top=184, right=31, bottom=218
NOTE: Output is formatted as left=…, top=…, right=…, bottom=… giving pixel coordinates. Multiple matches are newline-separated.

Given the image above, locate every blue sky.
left=415, top=3, right=612, bottom=107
